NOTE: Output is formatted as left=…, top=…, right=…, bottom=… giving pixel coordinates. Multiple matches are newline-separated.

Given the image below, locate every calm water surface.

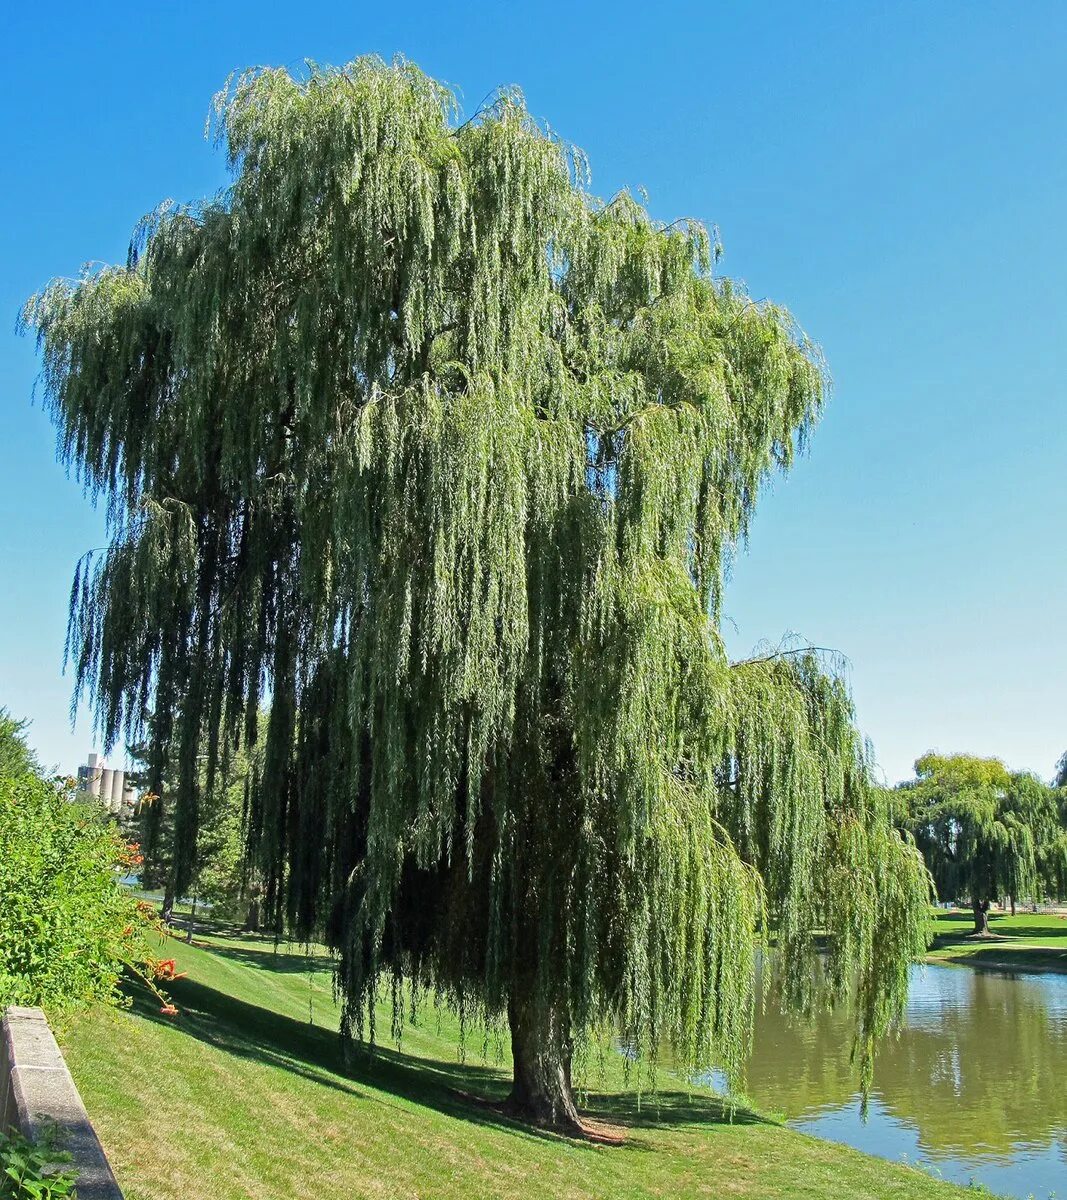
left=726, top=964, right=1066, bottom=1198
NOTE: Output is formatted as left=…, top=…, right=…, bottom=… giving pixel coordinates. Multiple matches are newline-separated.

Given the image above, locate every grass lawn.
left=57, top=925, right=975, bottom=1200
left=925, top=909, right=1067, bottom=972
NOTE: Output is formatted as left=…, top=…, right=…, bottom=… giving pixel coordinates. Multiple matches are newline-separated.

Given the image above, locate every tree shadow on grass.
left=129, top=976, right=365, bottom=1101
left=931, top=912, right=1067, bottom=941
left=186, top=918, right=270, bottom=940
left=938, top=946, right=1067, bottom=973
left=928, top=913, right=1067, bottom=974
left=203, top=939, right=337, bottom=976
left=588, top=1089, right=764, bottom=1131
left=129, top=969, right=767, bottom=1146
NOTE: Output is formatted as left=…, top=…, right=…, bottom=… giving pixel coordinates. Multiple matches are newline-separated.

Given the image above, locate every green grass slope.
left=58, top=927, right=973, bottom=1200
left=926, top=910, right=1067, bottom=972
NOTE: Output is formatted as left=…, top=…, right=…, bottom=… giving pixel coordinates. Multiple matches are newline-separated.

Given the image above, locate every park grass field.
left=54, top=924, right=975, bottom=1200
left=925, top=909, right=1067, bottom=973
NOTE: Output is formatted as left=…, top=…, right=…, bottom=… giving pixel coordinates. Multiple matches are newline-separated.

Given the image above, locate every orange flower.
left=159, top=1005, right=178, bottom=1017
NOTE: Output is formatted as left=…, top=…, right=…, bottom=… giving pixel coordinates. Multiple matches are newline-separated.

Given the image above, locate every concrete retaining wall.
left=1, top=1006, right=123, bottom=1199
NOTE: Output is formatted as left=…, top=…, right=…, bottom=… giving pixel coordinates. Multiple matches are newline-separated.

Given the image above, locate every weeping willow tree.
left=1027, top=772, right=1067, bottom=903
left=901, top=754, right=1043, bottom=933
left=25, top=57, right=931, bottom=1133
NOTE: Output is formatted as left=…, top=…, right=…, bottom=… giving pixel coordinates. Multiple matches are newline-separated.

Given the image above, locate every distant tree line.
left=894, top=752, right=1067, bottom=934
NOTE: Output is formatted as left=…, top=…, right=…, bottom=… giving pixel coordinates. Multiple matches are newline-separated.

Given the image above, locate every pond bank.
left=924, top=909, right=1067, bottom=974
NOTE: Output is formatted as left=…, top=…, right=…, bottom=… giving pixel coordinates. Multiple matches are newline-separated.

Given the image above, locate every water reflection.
left=730, top=965, right=1067, bottom=1198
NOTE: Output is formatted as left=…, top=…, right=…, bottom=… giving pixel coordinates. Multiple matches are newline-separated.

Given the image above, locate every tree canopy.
left=900, top=753, right=1064, bottom=932
left=0, top=710, right=40, bottom=779
left=1030, top=775, right=1067, bottom=900
left=25, top=56, right=931, bottom=1129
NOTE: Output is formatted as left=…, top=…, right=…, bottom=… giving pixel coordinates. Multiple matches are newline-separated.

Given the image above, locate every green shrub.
left=0, top=714, right=164, bottom=1012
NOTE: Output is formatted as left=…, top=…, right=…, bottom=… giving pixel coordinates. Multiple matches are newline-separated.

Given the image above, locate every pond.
left=719, top=964, right=1067, bottom=1199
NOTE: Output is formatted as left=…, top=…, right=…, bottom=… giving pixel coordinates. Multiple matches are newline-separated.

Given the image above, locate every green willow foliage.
left=25, top=57, right=930, bottom=1095
left=901, top=753, right=1062, bottom=919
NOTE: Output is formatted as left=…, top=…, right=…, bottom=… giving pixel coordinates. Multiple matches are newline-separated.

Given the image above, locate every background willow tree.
left=1031, top=770, right=1067, bottom=902
left=900, top=753, right=1052, bottom=932
left=26, top=57, right=931, bottom=1133
left=130, top=732, right=259, bottom=926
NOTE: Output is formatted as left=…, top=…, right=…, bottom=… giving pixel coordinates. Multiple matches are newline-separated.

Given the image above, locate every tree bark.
left=161, top=883, right=175, bottom=926
left=971, top=897, right=991, bottom=936
left=505, top=993, right=582, bottom=1133
left=1010, top=895, right=1016, bottom=918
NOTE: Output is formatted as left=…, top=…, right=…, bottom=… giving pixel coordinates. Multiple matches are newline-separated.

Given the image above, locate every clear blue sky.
left=1, top=1, right=1064, bottom=783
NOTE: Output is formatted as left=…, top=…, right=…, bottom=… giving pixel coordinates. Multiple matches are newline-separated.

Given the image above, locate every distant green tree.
left=188, top=763, right=248, bottom=920
left=1001, top=772, right=1067, bottom=912
left=1031, top=776, right=1067, bottom=901
left=0, top=710, right=40, bottom=779
left=133, top=740, right=256, bottom=924
left=901, top=754, right=1059, bottom=932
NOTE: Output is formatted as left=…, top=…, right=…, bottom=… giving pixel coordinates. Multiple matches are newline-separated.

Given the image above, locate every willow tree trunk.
left=161, top=883, right=175, bottom=925
left=506, top=993, right=581, bottom=1133
left=972, top=898, right=991, bottom=936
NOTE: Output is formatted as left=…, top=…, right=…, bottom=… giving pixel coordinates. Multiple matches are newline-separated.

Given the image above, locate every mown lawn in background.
left=926, top=909, right=1067, bottom=972
left=58, top=925, right=974, bottom=1200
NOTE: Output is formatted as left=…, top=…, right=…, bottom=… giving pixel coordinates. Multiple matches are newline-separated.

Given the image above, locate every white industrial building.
left=76, top=752, right=138, bottom=819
